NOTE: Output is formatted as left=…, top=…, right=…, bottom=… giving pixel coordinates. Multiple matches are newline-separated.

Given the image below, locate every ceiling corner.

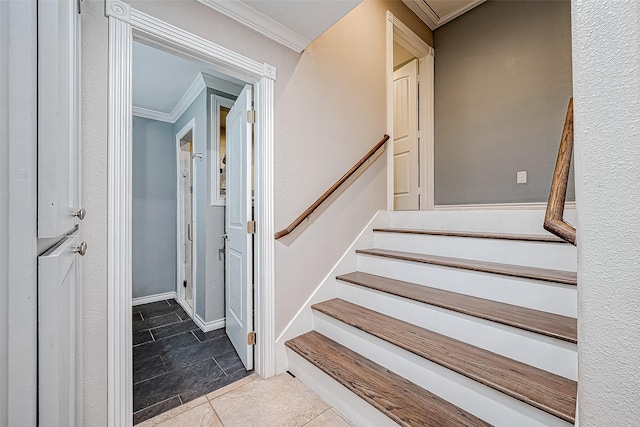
left=196, top=0, right=310, bottom=53
left=402, top=0, right=487, bottom=31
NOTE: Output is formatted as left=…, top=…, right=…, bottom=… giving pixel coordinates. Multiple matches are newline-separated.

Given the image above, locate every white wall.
left=572, top=1, right=640, bottom=425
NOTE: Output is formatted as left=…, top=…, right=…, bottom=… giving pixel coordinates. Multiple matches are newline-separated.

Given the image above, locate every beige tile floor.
left=136, top=373, right=354, bottom=427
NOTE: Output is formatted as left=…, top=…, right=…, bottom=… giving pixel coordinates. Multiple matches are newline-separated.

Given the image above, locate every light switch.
left=517, top=171, right=527, bottom=184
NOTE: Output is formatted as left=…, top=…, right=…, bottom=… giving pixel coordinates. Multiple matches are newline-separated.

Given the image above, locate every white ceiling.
left=132, top=41, right=242, bottom=116
left=197, top=0, right=362, bottom=52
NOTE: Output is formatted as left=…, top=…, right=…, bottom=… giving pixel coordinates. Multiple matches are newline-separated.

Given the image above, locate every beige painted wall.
left=81, top=0, right=431, bottom=423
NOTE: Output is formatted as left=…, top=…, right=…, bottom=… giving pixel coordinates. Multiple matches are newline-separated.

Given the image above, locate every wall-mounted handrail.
left=544, top=98, right=576, bottom=245
left=275, top=134, right=390, bottom=239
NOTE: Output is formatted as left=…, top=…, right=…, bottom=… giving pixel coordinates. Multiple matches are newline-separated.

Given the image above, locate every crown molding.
left=133, top=72, right=243, bottom=123
left=196, top=0, right=310, bottom=53
left=402, top=0, right=486, bottom=30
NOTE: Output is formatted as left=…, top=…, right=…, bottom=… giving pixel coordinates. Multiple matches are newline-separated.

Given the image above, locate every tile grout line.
left=212, top=357, right=226, bottom=376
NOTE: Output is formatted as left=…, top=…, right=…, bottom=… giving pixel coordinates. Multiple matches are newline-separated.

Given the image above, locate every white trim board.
left=433, top=202, right=577, bottom=211
left=194, top=314, right=225, bottom=333
left=132, top=292, right=177, bottom=307
left=106, top=1, right=277, bottom=426
left=133, top=72, right=242, bottom=123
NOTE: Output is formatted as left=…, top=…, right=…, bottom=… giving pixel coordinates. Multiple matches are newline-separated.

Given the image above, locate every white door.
left=393, top=59, right=420, bottom=210
left=225, top=85, right=254, bottom=370
left=38, top=231, right=84, bottom=427
left=37, top=1, right=84, bottom=425
left=38, top=0, right=83, bottom=238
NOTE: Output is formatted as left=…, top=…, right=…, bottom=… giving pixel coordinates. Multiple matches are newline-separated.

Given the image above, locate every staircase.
left=285, top=220, right=577, bottom=426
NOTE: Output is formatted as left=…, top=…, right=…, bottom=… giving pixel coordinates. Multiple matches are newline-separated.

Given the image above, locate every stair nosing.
left=312, top=299, right=577, bottom=424
left=336, top=271, right=577, bottom=343
left=373, top=228, right=568, bottom=243
left=286, top=331, right=493, bottom=427
left=356, top=248, right=577, bottom=285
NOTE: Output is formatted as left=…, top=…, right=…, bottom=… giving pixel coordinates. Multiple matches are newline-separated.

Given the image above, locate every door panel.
left=225, top=85, right=254, bottom=370
left=38, top=231, right=83, bottom=427
left=38, top=0, right=82, bottom=238
left=393, top=59, right=419, bottom=210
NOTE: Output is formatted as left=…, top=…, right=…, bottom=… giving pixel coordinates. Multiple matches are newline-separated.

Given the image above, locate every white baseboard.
left=194, top=313, right=225, bottom=332
left=433, top=201, right=576, bottom=211
left=132, top=291, right=177, bottom=307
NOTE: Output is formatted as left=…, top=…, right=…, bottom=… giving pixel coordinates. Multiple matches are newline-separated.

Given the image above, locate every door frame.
left=175, top=119, right=197, bottom=318
left=386, top=11, right=435, bottom=211
left=106, top=2, right=277, bottom=425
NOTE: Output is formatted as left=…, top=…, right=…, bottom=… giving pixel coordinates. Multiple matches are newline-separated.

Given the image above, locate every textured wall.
left=572, top=1, right=640, bottom=425
left=132, top=116, right=177, bottom=299
left=433, top=0, right=573, bottom=205
left=81, top=1, right=109, bottom=424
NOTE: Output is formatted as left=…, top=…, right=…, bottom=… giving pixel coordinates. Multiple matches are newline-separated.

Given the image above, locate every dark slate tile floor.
left=132, top=299, right=252, bottom=425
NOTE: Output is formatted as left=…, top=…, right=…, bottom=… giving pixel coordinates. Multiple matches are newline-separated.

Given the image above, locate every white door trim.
left=175, top=118, right=197, bottom=318
left=106, top=2, right=277, bottom=426
left=386, top=11, right=434, bottom=211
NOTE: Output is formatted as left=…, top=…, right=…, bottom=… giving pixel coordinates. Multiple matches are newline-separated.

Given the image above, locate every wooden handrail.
left=275, top=134, right=390, bottom=239
left=544, top=98, right=576, bottom=245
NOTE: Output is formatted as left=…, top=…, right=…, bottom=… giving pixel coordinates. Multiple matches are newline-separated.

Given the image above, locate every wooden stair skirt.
left=286, top=228, right=577, bottom=426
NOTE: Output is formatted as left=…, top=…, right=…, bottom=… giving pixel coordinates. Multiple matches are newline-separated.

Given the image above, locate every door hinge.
left=247, top=220, right=256, bottom=234
left=247, top=331, right=256, bottom=345
left=247, top=110, right=256, bottom=124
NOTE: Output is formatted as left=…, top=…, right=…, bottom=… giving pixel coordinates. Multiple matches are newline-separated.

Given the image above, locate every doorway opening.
left=104, top=2, right=278, bottom=424
left=176, top=125, right=195, bottom=315
left=128, top=34, right=264, bottom=424
left=386, top=11, right=435, bottom=211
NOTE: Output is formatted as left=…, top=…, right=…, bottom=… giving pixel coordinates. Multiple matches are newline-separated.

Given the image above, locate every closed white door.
left=393, top=59, right=420, bottom=210
left=225, top=85, right=254, bottom=370
left=38, top=231, right=84, bottom=427
left=37, top=1, right=84, bottom=425
left=38, top=0, right=83, bottom=238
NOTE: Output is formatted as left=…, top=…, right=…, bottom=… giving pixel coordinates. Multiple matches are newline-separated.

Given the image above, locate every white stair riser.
left=357, top=255, right=577, bottom=317
left=387, top=209, right=576, bottom=235
left=314, top=314, right=573, bottom=427
left=336, top=282, right=577, bottom=380
left=286, top=349, right=397, bottom=427
left=374, top=232, right=577, bottom=271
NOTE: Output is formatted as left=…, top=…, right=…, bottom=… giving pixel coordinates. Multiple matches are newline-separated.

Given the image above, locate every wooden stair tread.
left=286, top=331, right=492, bottom=427
left=373, top=228, right=567, bottom=243
left=337, top=271, right=577, bottom=343
left=356, top=248, right=577, bottom=285
left=312, top=299, right=577, bottom=424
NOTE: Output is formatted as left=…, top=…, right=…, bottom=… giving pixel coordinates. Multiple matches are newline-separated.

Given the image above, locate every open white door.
left=225, top=85, right=254, bottom=370
left=393, top=59, right=420, bottom=210
left=38, top=231, right=84, bottom=427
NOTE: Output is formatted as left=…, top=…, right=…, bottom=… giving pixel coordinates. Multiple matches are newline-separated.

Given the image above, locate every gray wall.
left=132, top=116, right=177, bottom=299
left=433, top=0, right=574, bottom=205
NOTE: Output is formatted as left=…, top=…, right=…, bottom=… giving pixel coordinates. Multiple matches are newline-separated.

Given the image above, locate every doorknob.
left=72, top=208, right=87, bottom=220
left=73, top=241, right=88, bottom=256
left=221, top=233, right=228, bottom=240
